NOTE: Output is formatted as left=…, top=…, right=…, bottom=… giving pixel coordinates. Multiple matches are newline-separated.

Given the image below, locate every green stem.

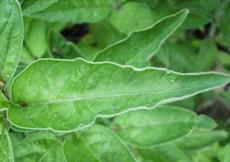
left=0, top=80, right=4, bottom=90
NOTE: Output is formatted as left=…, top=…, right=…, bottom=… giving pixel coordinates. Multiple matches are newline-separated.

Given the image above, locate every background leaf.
left=95, top=9, right=189, bottom=67
left=63, top=125, right=136, bottom=162
left=111, top=105, right=216, bottom=148
left=23, top=0, right=116, bottom=23
left=13, top=132, right=66, bottom=162
left=109, top=2, right=154, bottom=33
left=0, top=120, right=14, bottom=162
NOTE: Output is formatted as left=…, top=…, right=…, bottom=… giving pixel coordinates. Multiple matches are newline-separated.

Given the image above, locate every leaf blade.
left=0, top=121, right=14, bottom=162
left=25, top=0, right=113, bottom=23
left=13, top=132, right=66, bottom=162
left=0, top=0, right=23, bottom=84
left=63, top=125, right=136, bottom=162
left=111, top=105, right=216, bottom=148
left=8, top=59, right=230, bottom=131
left=95, top=9, right=189, bottom=67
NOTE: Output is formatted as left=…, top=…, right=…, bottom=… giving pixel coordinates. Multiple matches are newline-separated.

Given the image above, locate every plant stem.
left=0, top=80, right=4, bottom=90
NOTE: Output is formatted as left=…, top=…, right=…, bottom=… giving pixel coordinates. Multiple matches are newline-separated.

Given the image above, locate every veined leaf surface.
left=13, top=132, right=66, bottom=162
left=24, top=0, right=114, bottom=23
left=63, top=125, right=136, bottom=162
left=0, top=121, right=14, bottom=162
left=8, top=59, right=230, bottom=131
left=0, top=0, right=23, bottom=84
left=112, top=105, right=216, bottom=148
left=95, top=9, right=188, bottom=67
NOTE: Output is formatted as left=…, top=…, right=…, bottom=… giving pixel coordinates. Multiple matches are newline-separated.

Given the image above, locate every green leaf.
left=49, top=31, right=85, bottom=59
left=138, top=143, right=191, bottom=162
left=0, top=0, right=23, bottom=84
left=13, top=132, right=66, bottom=162
left=109, top=2, right=154, bottom=33
left=8, top=59, right=230, bottom=131
left=218, top=144, right=230, bottom=162
left=0, top=91, right=9, bottom=110
left=191, top=144, right=221, bottom=162
left=24, top=19, right=48, bottom=58
left=152, top=40, right=217, bottom=72
left=63, top=125, right=136, bottom=162
left=220, top=92, right=230, bottom=108
left=175, top=130, right=228, bottom=151
left=151, top=42, right=199, bottom=72
left=0, top=121, right=14, bottom=162
left=22, top=0, right=58, bottom=16
left=195, top=40, right=218, bottom=71
left=111, top=105, right=216, bottom=148
left=24, top=0, right=114, bottom=23
left=95, top=9, right=189, bottom=68
left=219, top=1, right=230, bottom=44
left=90, top=21, right=125, bottom=49
left=20, top=45, right=35, bottom=64
left=218, top=51, right=230, bottom=71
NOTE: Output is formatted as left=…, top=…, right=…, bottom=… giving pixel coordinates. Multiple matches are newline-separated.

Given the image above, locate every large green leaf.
left=95, top=9, right=188, bottom=67
left=0, top=0, right=23, bottom=84
left=0, top=121, right=14, bottom=162
left=111, top=105, right=216, bottom=148
left=13, top=132, right=66, bottom=162
left=8, top=59, right=230, bottom=131
left=24, top=0, right=115, bottom=23
left=63, top=125, right=136, bottom=162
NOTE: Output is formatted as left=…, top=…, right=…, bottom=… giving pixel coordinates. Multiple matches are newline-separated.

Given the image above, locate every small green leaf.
left=0, top=91, right=9, bottom=110
left=24, top=19, right=48, bottom=58
left=152, top=40, right=218, bottom=72
left=95, top=9, right=189, bottom=67
left=49, top=31, right=86, bottom=59
left=219, top=2, right=230, bottom=44
left=13, top=132, right=66, bottom=162
left=138, top=143, right=191, bottom=162
left=218, top=51, right=230, bottom=71
left=151, top=42, right=199, bottom=72
left=8, top=59, right=230, bottom=131
left=111, top=105, right=216, bottom=148
left=25, top=0, right=114, bottom=23
left=90, top=21, right=125, bottom=49
left=175, top=130, right=228, bottom=151
left=63, top=125, right=136, bottom=162
left=0, top=0, right=23, bottom=84
left=109, top=2, right=154, bottom=33
left=218, top=144, right=230, bottom=162
left=22, top=0, right=58, bottom=16
left=0, top=120, right=14, bottom=162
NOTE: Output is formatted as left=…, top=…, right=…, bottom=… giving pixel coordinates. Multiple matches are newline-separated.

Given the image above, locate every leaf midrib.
left=18, top=83, right=220, bottom=106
